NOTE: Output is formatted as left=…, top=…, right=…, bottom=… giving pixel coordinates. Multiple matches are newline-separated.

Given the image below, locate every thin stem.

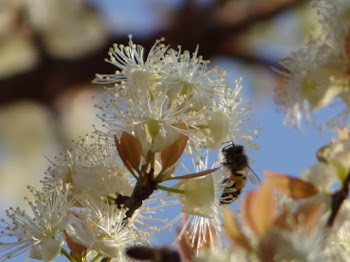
left=155, top=169, right=166, bottom=183
left=166, top=167, right=220, bottom=180
left=61, top=248, right=78, bottom=262
left=91, top=253, right=103, bottom=262
left=149, top=152, right=156, bottom=180
left=157, top=184, right=184, bottom=194
left=327, top=170, right=350, bottom=227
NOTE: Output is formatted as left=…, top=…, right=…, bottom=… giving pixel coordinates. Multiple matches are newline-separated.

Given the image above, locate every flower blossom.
left=302, top=132, right=350, bottom=187
left=83, top=199, right=146, bottom=262
left=0, top=185, right=83, bottom=261
left=94, top=36, right=258, bottom=154
left=275, top=0, right=350, bottom=129
left=43, top=134, right=133, bottom=197
left=165, top=150, right=226, bottom=255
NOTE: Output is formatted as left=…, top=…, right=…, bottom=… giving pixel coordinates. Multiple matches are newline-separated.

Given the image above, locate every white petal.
left=179, top=175, right=215, bottom=218
left=93, top=238, right=121, bottom=258
left=150, top=125, right=180, bottom=152
left=73, top=164, right=133, bottom=195
left=40, top=238, right=63, bottom=262
left=29, top=244, right=42, bottom=260
left=206, top=111, right=230, bottom=150
left=301, top=162, right=337, bottom=191
left=61, top=214, right=95, bottom=248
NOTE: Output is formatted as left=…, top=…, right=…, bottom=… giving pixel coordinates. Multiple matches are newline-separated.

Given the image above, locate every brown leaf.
left=264, top=171, right=319, bottom=199
left=222, top=207, right=252, bottom=251
left=161, top=120, right=188, bottom=170
left=241, top=182, right=275, bottom=236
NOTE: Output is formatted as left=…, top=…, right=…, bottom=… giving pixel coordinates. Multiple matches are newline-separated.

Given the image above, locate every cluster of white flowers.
left=93, top=35, right=258, bottom=153
left=4, top=1, right=350, bottom=261
left=0, top=35, right=259, bottom=261
left=275, top=0, right=350, bottom=129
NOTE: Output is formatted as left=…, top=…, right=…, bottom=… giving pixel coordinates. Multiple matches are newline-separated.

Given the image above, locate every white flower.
left=300, top=162, right=338, bottom=192
left=86, top=202, right=144, bottom=261
left=212, top=80, right=259, bottom=151
left=176, top=174, right=215, bottom=218
left=165, top=150, right=226, bottom=254
left=275, top=40, right=348, bottom=128
left=0, top=185, right=74, bottom=261
left=43, top=135, right=133, bottom=197
left=93, top=34, right=166, bottom=92
left=96, top=81, right=202, bottom=153
left=275, top=0, right=350, bottom=129
left=316, top=136, right=350, bottom=181
left=94, top=37, right=258, bottom=153
left=159, top=46, right=226, bottom=110
left=312, top=0, right=350, bottom=53
left=326, top=216, right=350, bottom=261
left=25, top=0, right=107, bottom=59
left=261, top=225, right=328, bottom=262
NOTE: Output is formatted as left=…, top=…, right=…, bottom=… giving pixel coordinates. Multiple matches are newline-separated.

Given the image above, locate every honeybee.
left=220, top=142, right=259, bottom=204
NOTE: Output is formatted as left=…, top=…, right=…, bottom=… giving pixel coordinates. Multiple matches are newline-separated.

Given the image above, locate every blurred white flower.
left=24, top=0, right=107, bottom=59
left=312, top=0, right=350, bottom=53
left=261, top=225, right=327, bottom=262
left=275, top=40, right=348, bottom=128
left=316, top=136, right=350, bottom=181
left=300, top=162, right=338, bottom=192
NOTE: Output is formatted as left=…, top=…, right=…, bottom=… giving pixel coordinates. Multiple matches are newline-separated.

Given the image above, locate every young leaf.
left=222, top=207, right=252, bottom=251
left=119, top=132, right=142, bottom=171
left=264, top=171, right=319, bottom=199
left=161, top=120, right=189, bottom=170
left=241, top=182, right=275, bottom=236
left=115, top=133, right=141, bottom=174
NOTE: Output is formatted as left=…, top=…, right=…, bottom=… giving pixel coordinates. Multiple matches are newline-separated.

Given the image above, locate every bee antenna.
left=248, top=165, right=261, bottom=183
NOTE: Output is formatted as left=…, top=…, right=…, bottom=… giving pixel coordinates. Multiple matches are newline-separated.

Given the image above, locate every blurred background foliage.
left=0, top=0, right=317, bottom=210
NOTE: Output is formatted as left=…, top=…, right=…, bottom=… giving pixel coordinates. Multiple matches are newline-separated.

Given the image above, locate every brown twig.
left=327, top=170, right=350, bottom=227
left=0, top=0, right=307, bottom=108
left=115, top=167, right=157, bottom=219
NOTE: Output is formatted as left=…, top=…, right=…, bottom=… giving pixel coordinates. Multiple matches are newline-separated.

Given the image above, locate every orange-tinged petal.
left=264, top=171, right=319, bottom=199
left=241, top=182, right=275, bottom=236
left=222, top=207, right=252, bottom=251
left=161, top=120, right=188, bottom=169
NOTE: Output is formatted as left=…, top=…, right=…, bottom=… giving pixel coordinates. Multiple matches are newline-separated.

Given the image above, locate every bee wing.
left=246, top=167, right=260, bottom=184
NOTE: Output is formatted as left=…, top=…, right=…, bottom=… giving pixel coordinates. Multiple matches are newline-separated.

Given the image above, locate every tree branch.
left=327, top=170, right=350, bottom=227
